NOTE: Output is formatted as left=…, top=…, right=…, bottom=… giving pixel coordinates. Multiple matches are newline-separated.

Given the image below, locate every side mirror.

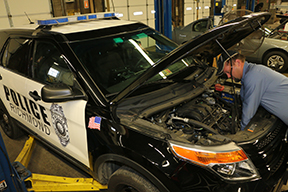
left=41, top=84, right=87, bottom=103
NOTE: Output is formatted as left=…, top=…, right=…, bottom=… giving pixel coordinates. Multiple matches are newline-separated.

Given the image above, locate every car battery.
left=215, top=81, right=241, bottom=104
left=221, top=92, right=235, bottom=103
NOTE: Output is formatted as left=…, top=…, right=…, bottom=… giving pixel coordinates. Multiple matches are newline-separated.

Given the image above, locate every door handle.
left=29, top=90, right=41, bottom=101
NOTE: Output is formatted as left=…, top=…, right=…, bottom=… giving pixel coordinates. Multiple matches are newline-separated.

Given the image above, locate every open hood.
left=111, top=12, right=271, bottom=105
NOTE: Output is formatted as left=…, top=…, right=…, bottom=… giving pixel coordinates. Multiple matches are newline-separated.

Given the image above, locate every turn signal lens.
left=169, top=141, right=260, bottom=181
left=171, top=145, right=247, bottom=165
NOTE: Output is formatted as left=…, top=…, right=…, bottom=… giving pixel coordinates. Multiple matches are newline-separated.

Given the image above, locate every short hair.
left=229, top=53, right=246, bottom=65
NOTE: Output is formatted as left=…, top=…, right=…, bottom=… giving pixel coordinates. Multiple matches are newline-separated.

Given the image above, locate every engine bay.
left=117, top=68, right=277, bottom=146
left=147, top=81, right=245, bottom=145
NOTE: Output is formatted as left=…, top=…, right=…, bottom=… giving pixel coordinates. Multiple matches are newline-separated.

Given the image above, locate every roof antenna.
left=24, top=12, right=34, bottom=24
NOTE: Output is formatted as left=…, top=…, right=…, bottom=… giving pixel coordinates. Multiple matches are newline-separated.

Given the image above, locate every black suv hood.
left=111, top=12, right=271, bottom=105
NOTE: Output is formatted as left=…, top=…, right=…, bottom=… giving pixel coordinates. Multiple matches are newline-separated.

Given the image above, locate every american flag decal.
left=88, top=116, right=101, bottom=130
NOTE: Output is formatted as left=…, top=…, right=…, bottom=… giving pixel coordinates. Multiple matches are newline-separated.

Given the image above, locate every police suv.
left=1, top=12, right=288, bottom=192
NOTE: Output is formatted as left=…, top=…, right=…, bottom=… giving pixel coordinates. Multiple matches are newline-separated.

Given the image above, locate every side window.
left=1, top=38, right=31, bottom=76
left=32, top=41, right=74, bottom=86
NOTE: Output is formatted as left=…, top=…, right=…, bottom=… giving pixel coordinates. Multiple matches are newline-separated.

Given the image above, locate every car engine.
left=149, top=84, right=242, bottom=144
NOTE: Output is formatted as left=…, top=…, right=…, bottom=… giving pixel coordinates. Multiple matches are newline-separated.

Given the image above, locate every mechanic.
left=255, top=3, right=263, bottom=12
left=217, top=50, right=288, bottom=130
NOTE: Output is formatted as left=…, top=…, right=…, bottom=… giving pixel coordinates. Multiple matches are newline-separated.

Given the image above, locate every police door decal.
left=2, top=84, right=51, bottom=135
left=51, top=104, right=70, bottom=147
left=27, top=80, right=90, bottom=167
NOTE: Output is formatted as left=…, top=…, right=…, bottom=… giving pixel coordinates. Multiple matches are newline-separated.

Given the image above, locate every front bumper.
left=173, top=160, right=288, bottom=192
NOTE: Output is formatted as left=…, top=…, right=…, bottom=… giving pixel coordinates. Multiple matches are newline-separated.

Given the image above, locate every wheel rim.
left=267, top=55, right=285, bottom=71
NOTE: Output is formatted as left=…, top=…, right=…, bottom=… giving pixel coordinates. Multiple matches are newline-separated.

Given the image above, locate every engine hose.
left=171, top=116, right=218, bottom=134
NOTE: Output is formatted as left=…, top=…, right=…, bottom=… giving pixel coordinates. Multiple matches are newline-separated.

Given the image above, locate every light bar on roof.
left=37, top=12, right=115, bottom=26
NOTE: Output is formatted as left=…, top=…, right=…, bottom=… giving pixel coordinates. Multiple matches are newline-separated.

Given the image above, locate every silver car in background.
left=244, top=19, right=288, bottom=72
left=172, top=17, right=213, bottom=44
left=172, top=11, right=288, bottom=72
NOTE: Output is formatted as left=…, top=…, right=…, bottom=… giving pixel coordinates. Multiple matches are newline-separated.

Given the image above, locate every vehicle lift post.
left=1, top=133, right=108, bottom=192
left=0, top=131, right=29, bottom=192
left=154, top=0, right=172, bottom=39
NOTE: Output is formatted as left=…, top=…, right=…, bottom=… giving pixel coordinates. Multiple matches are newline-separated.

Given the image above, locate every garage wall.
left=0, top=1, right=10, bottom=28
left=183, top=0, right=238, bottom=26
left=0, top=0, right=239, bottom=30
left=226, top=0, right=238, bottom=10
left=184, top=0, right=211, bottom=26
left=0, top=0, right=155, bottom=30
left=0, top=0, right=52, bottom=29
left=107, top=0, right=155, bottom=29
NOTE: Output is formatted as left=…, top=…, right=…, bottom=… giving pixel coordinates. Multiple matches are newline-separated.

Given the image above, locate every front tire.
left=108, top=166, right=160, bottom=192
left=263, top=51, right=288, bottom=72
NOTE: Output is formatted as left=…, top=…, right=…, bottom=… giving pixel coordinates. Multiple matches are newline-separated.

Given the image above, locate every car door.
left=0, top=38, right=90, bottom=167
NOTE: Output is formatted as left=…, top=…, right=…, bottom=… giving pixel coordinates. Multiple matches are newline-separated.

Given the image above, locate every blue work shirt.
left=240, top=61, right=288, bottom=130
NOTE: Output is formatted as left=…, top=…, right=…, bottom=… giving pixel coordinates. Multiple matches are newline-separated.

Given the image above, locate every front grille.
left=241, top=121, right=288, bottom=178
left=255, top=123, right=282, bottom=150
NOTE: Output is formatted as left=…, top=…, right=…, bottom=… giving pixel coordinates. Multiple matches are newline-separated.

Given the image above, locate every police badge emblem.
left=50, top=104, right=70, bottom=146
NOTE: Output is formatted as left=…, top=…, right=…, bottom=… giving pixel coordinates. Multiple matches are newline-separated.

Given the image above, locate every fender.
left=94, top=153, right=180, bottom=192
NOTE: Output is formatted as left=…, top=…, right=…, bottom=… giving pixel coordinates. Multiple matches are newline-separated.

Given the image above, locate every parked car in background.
left=173, top=11, right=288, bottom=72
left=244, top=17, right=288, bottom=72
left=172, top=17, right=214, bottom=44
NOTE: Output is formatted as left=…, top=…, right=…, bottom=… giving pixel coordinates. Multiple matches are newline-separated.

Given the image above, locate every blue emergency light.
left=37, top=12, right=115, bottom=26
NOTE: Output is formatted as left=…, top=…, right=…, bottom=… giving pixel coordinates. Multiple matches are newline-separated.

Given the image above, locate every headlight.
left=169, top=141, right=260, bottom=181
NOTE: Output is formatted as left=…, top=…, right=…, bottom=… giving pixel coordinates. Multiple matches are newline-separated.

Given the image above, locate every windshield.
left=69, top=28, right=196, bottom=96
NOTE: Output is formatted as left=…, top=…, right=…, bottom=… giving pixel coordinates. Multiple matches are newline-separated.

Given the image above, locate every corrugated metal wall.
left=0, top=0, right=238, bottom=31
left=107, top=0, right=156, bottom=29
left=184, top=0, right=211, bottom=25
left=0, top=0, right=52, bottom=29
